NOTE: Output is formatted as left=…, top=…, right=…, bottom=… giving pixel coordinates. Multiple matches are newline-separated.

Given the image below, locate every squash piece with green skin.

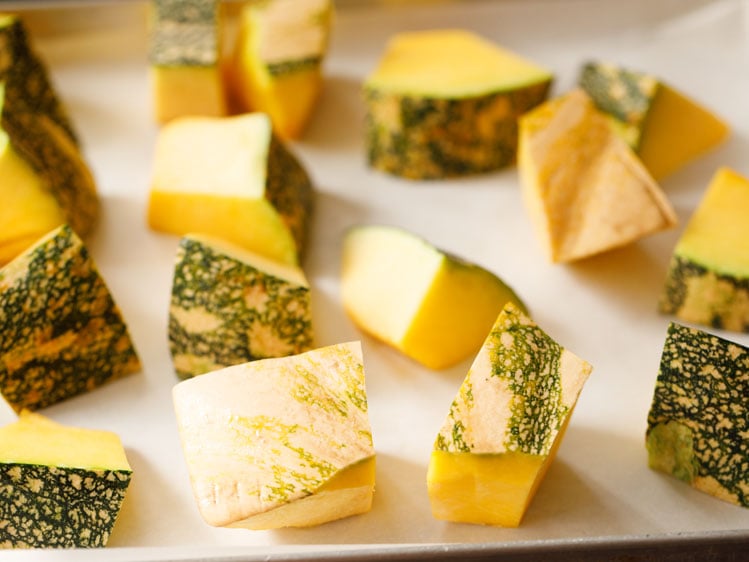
left=169, top=234, right=314, bottom=379
left=427, top=302, right=593, bottom=527
left=646, top=322, right=749, bottom=507
left=518, top=89, right=677, bottom=263
left=341, top=224, right=527, bottom=370
left=229, top=0, right=334, bottom=139
left=0, top=411, right=132, bottom=548
left=579, top=61, right=729, bottom=180
left=0, top=15, right=79, bottom=145
left=147, top=112, right=313, bottom=266
left=148, top=0, right=227, bottom=122
left=658, top=168, right=749, bottom=332
left=0, top=224, right=141, bottom=413
left=363, top=29, right=552, bottom=179
left=172, top=341, right=376, bottom=529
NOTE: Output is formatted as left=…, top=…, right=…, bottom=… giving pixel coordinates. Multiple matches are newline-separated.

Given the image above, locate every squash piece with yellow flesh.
left=0, top=411, right=132, bottom=548
left=147, top=112, right=313, bottom=266
left=229, top=0, right=333, bottom=139
left=341, top=225, right=526, bottom=370
left=364, top=29, right=552, bottom=179
left=427, top=302, right=592, bottom=527
left=148, top=0, right=227, bottom=123
left=518, top=89, right=677, bottom=263
left=579, top=61, right=729, bottom=180
left=172, top=342, right=375, bottom=529
left=659, top=168, right=749, bottom=332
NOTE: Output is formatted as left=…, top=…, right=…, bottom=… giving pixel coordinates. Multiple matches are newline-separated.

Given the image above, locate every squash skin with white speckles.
left=646, top=323, right=749, bottom=507
left=169, top=234, right=314, bottom=379
left=172, top=341, right=375, bottom=529
left=0, top=412, right=132, bottom=548
left=427, top=303, right=592, bottom=526
left=0, top=224, right=141, bottom=412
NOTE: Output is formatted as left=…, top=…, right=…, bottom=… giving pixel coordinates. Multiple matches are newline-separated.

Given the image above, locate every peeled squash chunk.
left=364, top=29, right=552, bottom=179
left=341, top=225, right=526, bottom=370
left=659, top=168, right=749, bottom=332
left=0, top=411, right=132, bottom=548
left=427, top=303, right=593, bottom=527
left=147, top=112, right=313, bottom=266
left=518, top=89, right=677, bottom=263
left=172, top=342, right=375, bottom=529
left=579, top=61, right=729, bottom=179
left=646, top=323, right=749, bottom=507
left=230, top=0, right=333, bottom=139
left=148, top=0, right=227, bottom=122
left=169, top=234, right=314, bottom=379
left=0, top=225, right=141, bottom=413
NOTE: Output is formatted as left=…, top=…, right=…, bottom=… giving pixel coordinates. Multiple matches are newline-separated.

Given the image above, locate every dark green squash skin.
left=364, top=79, right=551, bottom=180
left=0, top=16, right=79, bottom=145
left=658, top=254, right=749, bottom=333
left=149, top=0, right=220, bottom=67
left=169, top=236, right=314, bottom=379
left=0, top=225, right=141, bottom=412
left=646, top=323, right=749, bottom=507
left=265, top=135, right=314, bottom=261
left=0, top=463, right=131, bottom=548
left=577, top=61, right=659, bottom=150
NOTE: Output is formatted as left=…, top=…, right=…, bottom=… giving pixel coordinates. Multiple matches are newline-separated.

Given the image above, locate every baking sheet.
left=3, top=0, right=749, bottom=559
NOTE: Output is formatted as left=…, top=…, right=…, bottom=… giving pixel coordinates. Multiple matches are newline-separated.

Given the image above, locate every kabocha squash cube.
left=147, top=112, right=313, bottom=266
left=169, top=234, right=314, bottom=379
left=0, top=225, right=141, bottom=413
left=229, top=0, right=334, bottom=139
left=518, top=89, right=677, bottom=263
left=364, top=29, right=552, bottom=179
left=341, top=225, right=526, bottom=370
left=427, top=303, right=593, bottom=527
left=579, top=61, right=729, bottom=179
left=646, top=323, right=749, bottom=507
left=0, top=15, right=79, bottom=144
left=0, top=79, right=98, bottom=266
left=172, top=342, right=376, bottom=529
left=659, top=168, right=749, bottom=332
left=0, top=411, right=132, bottom=548
left=148, top=0, right=227, bottom=122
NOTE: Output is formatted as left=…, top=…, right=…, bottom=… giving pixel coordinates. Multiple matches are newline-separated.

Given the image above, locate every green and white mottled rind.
left=169, top=235, right=314, bottom=379
left=365, top=81, right=551, bottom=179
left=659, top=255, right=749, bottom=333
left=1, top=83, right=99, bottom=238
left=0, top=224, right=141, bottom=412
left=578, top=61, right=659, bottom=150
left=434, top=302, right=592, bottom=455
left=646, top=323, right=749, bottom=507
left=0, top=15, right=79, bottom=144
left=0, top=464, right=131, bottom=548
left=172, top=341, right=374, bottom=527
left=149, top=0, right=220, bottom=67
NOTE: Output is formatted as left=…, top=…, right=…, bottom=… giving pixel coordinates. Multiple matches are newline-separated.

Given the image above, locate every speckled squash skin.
left=0, top=224, right=141, bottom=412
left=646, top=323, right=749, bottom=507
left=0, top=464, right=131, bottom=548
left=364, top=80, right=551, bottom=180
left=265, top=135, right=314, bottom=260
left=169, top=236, right=314, bottom=379
left=149, top=0, right=220, bottom=67
left=578, top=61, right=659, bottom=149
left=0, top=16, right=79, bottom=145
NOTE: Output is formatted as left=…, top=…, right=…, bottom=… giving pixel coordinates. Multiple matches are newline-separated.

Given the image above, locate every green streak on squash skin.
left=0, top=225, right=141, bottom=412
left=646, top=323, right=749, bottom=507
left=0, top=464, right=131, bottom=548
left=149, top=0, right=220, bottom=67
